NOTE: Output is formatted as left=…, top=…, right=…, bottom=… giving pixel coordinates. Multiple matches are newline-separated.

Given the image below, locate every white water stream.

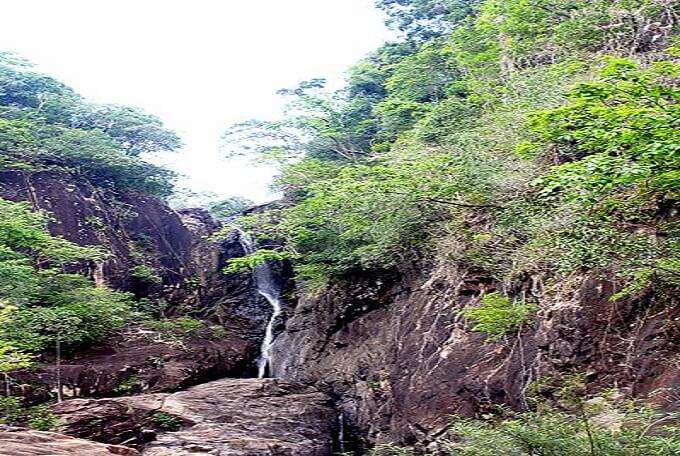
left=236, top=228, right=282, bottom=379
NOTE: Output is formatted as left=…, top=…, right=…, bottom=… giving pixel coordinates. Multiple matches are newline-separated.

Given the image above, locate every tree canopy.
left=0, top=54, right=181, bottom=197
left=223, top=0, right=678, bottom=296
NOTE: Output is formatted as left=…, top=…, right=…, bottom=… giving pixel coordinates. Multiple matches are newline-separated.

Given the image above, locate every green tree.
left=0, top=54, right=180, bottom=197
left=209, top=196, right=254, bottom=219
left=376, top=0, right=480, bottom=41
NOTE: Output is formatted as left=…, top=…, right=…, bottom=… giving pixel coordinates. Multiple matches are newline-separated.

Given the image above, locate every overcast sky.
left=0, top=0, right=392, bottom=202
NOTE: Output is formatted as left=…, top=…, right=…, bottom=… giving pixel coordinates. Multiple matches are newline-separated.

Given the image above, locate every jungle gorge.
left=0, top=0, right=678, bottom=454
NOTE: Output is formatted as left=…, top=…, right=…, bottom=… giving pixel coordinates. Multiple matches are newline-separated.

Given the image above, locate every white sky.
left=0, top=0, right=392, bottom=203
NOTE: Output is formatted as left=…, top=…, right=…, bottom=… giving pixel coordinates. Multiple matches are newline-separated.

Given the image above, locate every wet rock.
left=0, top=430, right=140, bottom=456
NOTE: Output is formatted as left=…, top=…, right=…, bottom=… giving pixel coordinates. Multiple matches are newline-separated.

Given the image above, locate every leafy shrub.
left=0, top=398, right=58, bottom=431
left=2, top=287, right=133, bottom=353
left=143, top=316, right=203, bottom=339
left=442, top=406, right=680, bottom=456
left=464, top=292, right=537, bottom=340
left=223, top=249, right=292, bottom=274
left=0, top=396, right=22, bottom=424
left=0, top=199, right=133, bottom=358
left=150, top=412, right=182, bottom=431
left=130, top=264, right=163, bottom=284
left=112, top=374, right=139, bottom=395
left=26, top=405, right=58, bottom=431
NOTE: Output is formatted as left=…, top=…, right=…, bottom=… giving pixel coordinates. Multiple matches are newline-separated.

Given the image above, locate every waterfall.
left=235, top=228, right=282, bottom=379
left=338, top=411, right=346, bottom=453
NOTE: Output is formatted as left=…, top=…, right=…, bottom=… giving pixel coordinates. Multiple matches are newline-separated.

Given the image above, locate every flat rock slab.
left=54, top=378, right=336, bottom=456
left=145, top=379, right=335, bottom=456
left=0, top=430, right=140, bottom=456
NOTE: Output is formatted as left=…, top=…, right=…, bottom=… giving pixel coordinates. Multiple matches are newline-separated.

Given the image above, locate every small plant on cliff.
left=25, top=405, right=58, bottom=431
left=223, top=249, right=292, bottom=274
left=112, top=374, right=139, bottom=395
left=464, top=292, right=537, bottom=341
left=150, top=412, right=182, bottom=431
left=208, top=196, right=254, bottom=219
left=129, top=264, right=163, bottom=285
left=143, top=316, right=203, bottom=340
left=0, top=396, right=22, bottom=425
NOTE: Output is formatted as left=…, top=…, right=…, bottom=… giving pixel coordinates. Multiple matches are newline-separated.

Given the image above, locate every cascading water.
left=235, top=228, right=282, bottom=379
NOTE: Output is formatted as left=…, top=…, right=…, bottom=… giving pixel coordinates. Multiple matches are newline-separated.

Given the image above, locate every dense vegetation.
left=0, top=56, right=191, bottom=413
left=0, top=52, right=181, bottom=197
left=0, top=199, right=133, bottom=380
left=224, top=0, right=679, bottom=301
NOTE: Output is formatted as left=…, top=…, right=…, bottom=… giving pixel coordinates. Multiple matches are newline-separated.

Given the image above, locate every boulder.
left=0, top=430, right=139, bottom=456
left=54, top=378, right=336, bottom=455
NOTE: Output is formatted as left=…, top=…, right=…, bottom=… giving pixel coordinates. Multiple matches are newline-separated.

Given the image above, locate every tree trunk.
left=56, top=338, right=63, bottom=403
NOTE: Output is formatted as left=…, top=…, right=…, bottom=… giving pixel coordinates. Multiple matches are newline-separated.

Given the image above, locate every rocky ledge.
left=50, top=378, right=336, bottom=455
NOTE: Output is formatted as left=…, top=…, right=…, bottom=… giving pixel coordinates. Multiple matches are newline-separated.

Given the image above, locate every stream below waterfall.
left=236, top=228, right=282, bottom=378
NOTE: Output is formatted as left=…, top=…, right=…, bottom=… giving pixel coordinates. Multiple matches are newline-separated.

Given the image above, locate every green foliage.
left=0, top=199, right=133, bottom=357
left=150, top=412, right=182, bottom=431
left=26, top=405, right=58, bottom=431
left=0, top=398, right=58, bottom=431
left=143, top=316, right=203, bottom=339
left=512, top=58, right=680, bottom=287
left=132, top=298, right=168, bottom=319
left=376, top=0, right=479, bottom=41
left=222, top=0, right=679, bottom=298
left=464, top=292, right=537, bottom=340
left=222, top=79, right=375, bottom=163
left=224, top=249, right=293, bottom=274
left=2, top=287, right=133, bottom=353
left=452, top=0, right=674, bottom=77
left=113, top=374, right=139, bottom=395
left=529, top=58, right=679, bottom=203
left=0, top=198, right=106, bottom=268
left=367, top=386, right=680, bottom=456
left=442, top=408, right=680, bottom=455
left=0, top=340, right=32, bottom=373
left=0, top=397, right=22, bottom=424
left=130, top=264, right=163, bottom=285
left=384, top=41, right=458, bottom=103
left=70, top=104, right=181, bottom=156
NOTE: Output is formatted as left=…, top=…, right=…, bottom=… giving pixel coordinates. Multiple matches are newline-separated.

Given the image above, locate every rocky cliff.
left=271, top=264, right=679, bottom=451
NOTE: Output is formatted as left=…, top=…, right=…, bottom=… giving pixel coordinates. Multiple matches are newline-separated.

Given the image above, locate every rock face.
left=11, top=326, right=252, bottom=402
left=272, top=266, right=680, bottom=450
left=53, top=378, right=337, bottom=456
left=0, top=170, right=267, bottom=316
left=0, top=430, right=140, bottom=456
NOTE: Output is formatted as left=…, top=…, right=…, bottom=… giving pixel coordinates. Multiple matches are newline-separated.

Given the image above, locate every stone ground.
left=0, top=378, right=336, bottom=456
